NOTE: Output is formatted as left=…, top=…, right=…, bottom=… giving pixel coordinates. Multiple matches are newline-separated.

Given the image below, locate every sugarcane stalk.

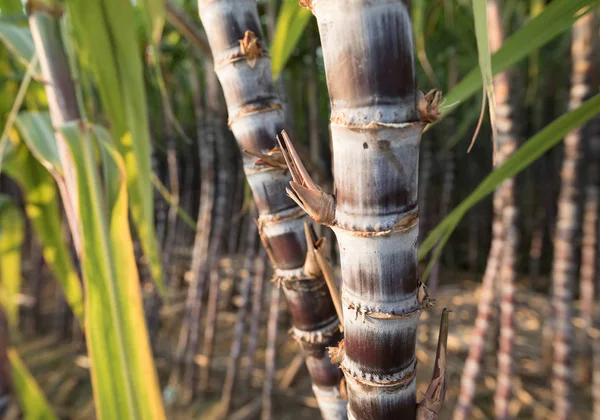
left=27, top=0, right=81, bottom=257
left=261, top=283, right=280, bottom=420
left=196, top=1, right=345, bottom=417
left=221, top=212, right=258, bottom=415
left=169, top=62, right=216, bottom=395
left=199, top=124, right=233, bottom=393
left=486, top=1, right=519, bottom=416
left=551, top=13, right=596, bottom=419
left=290, top=1, right=444, bottom=417
left=243, top=248, right=268, bottom=382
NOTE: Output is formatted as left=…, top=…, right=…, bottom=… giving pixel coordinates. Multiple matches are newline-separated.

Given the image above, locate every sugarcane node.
left=417, top=89, right=443, bottom=123
left=328, top=339, right=345, bottom=364
left=228, top=102, right=282, bottom=128
left=238, top=30, right=264, bottom=68
left=341, top=361, right=418, bottom=389
left=343, top=295, right=422, bottom=321
left=26, top=0, right=64, bottom=17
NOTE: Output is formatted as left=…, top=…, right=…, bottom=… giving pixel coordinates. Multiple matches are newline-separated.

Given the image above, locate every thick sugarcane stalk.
left=487, top=1, right=519, bottom=416
left=289, top=1, right=444, bottom=417
left=551, top=13, right=595, bottom=418
left=197, top=1, right=345, bottom=417
left=221, top=211, right=258, bottom=415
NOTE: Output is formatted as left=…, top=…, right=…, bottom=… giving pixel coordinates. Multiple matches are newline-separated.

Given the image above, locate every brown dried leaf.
left=416, top=309, right=450, bottom=419
left=417, top=89, right=443, bottom=123
left=328, top=340, right=345, bottom=364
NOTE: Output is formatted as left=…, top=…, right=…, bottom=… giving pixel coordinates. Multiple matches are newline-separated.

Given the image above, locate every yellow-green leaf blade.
left=3, top=137, right=83, bottom=322
left=0, top=196, right=23, bottom=328
left=66, top=0, right=164, bottom=294
left=271, top=0, right=312, bottom=80
left=60, top=121, right=165, bottom=420
left=8, top=348, right=58, bottom=420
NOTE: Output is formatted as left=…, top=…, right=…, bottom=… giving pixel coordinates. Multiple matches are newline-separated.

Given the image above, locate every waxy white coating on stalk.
left=198, top=1, right=346, bottom=417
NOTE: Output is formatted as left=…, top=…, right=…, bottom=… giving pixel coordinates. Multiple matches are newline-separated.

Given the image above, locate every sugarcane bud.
left=416, top=309, right=450, bottom=419
left=328, top=339, right=345, bottom=364
left=417, top=89, right=443, bottom=123
left=243, top=146, right=288, bottom=170
left=239, top=30, right=263, bottom=68
left=303, top=221, right=321, bottom=277
left=417, top=281, right=435, bottom=308
left=278, top=130, right=336, bottom=225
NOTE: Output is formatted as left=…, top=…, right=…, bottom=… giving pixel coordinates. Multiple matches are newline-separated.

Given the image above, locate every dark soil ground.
left=12, top=267, right=595, bottom=419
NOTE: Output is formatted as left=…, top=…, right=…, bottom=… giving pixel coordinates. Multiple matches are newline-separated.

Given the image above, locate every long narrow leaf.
left=8, top=348, right=57, bottom=420
left=420, top=93, right=600, bottom=274
left=471, top=0, right=496, bottom=143
left=0, top=22, right=37, bottom=69
left=59, top=121, right=165, bottom=420
left=442, top=0, right=600, bottom=118
left=67, top=0, right=164, bottom=294
left=0, top=196, right=23, bottom=328
left=3, top=136, right=83, bottom=322
left=271, top=0, right=312, bottom=80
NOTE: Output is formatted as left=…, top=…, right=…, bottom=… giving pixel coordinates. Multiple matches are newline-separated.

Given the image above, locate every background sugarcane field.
left=0, top=0, right=600, bottom=419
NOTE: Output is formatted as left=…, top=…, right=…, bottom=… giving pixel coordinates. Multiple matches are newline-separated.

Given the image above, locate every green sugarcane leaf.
left=0, top=195, right=23, bottom=329
left=471, top=0, right=496, bottom=143
left=67, top=0, right=164, bottom=295
left=3, top=135, right=84, bottom=322
left=0, top=22, right=38, bottom=70
left=8, top=348, right=57, bottom=419
left=14, top=111, right=63, bottom=176
left=442, top=0, right=600, bottom=119
left=420, top=93, right=600, bottom=278
left=138, top=0, right=166, bottom=45
left=271, top=0, right=312, bottom=80
left=0, top=0, right=23, bottom=14
left=59, top=121, right=165, bottom=420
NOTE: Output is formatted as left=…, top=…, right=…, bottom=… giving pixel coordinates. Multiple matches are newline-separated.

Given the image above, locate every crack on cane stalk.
left=277, top=130, right=336, bottom=225
left=227, top=102, right=282, bottom=128
left=416, top=308, right=450, bottom=419
left=342, top=295, right=423, bottom=321
left=341, top=358, right=418, bottom=389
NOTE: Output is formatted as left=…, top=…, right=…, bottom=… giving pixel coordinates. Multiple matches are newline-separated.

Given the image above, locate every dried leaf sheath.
left=196, top=1, right=345, bottom=417
left=309, top=1, right=428, bottom=417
